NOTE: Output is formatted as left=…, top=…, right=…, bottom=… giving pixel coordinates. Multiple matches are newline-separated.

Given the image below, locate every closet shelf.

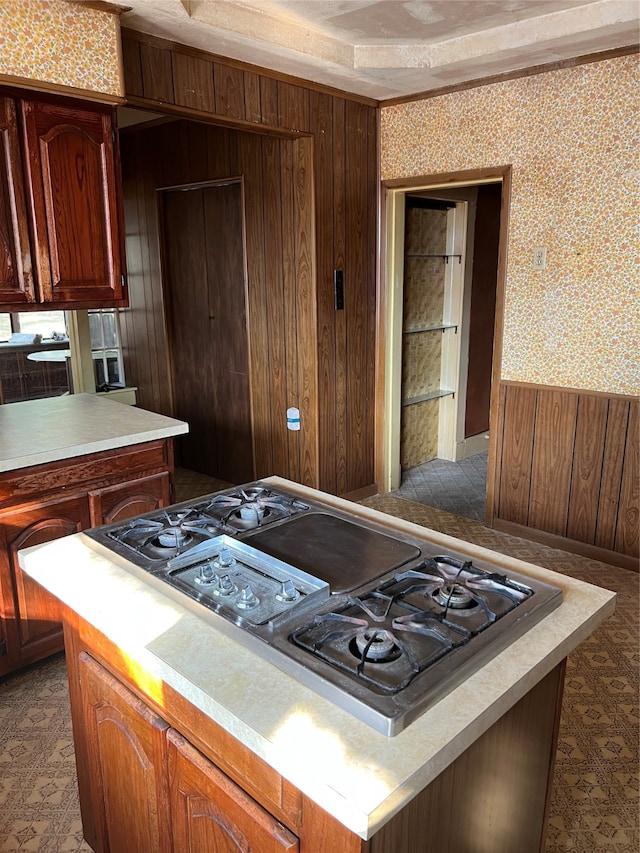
left=405, top=253, right=462, bottom=263
left=403, top=323, right=458, bottom=334
left=402, top=390, right=455, bottom=407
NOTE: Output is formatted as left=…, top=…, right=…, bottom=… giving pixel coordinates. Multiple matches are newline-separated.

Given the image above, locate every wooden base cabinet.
left=64, top=617, right=565, bottom=853
left=77, top=651, right=299, bottom=853
left=0, top=440, right=173, bottom=675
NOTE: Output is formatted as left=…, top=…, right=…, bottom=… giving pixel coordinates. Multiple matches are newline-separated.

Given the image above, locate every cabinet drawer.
left=0, top=439, right=171, bottom=507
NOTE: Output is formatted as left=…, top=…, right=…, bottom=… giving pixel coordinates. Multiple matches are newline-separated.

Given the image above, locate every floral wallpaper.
left=381, top=54, right=639, bottom=396
left=0, top=0, right=122, bottom=98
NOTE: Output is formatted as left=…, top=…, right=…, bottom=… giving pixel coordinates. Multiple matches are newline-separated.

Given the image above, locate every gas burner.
left=291, top=593, right=469, bottom=694
left=157, top=527, right=190, bottom=548
left=433, top=583, right=476, bottom=609
left=354, top=630, right=401, bottom=663
left=199, top=486, right=309, bottom=532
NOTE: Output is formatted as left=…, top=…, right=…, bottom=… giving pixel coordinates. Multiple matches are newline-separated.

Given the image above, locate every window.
left=88, top=309, right=125, bottom=388
left=0, top=311, right=67, bottom=343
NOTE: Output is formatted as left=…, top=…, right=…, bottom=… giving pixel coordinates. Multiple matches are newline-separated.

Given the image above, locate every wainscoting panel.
left=493, top=382, right=639, bottom=565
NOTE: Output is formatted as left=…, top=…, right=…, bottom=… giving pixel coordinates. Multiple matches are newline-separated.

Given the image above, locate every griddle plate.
left=247, top=513, right=421, bottom=593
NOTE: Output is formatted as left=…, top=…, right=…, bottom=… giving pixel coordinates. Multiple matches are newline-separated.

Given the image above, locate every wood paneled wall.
left=491, top=382, right=639, bottom=567
left=119, top=29, right=378, bottom=495
left=119, top=121, right=316, bottom=485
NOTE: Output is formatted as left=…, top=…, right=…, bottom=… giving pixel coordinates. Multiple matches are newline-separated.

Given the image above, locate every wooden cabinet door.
left=0, top=494, right=90, bottom=672
left=168, top=729, right=299, bottom=852
left=20, top=98, right=127, bottom=308
left=0, top=96, right=35, bottom=306
left=88, top=472, right=171, bottom=526
left=78, top=652, right=172, bottom=853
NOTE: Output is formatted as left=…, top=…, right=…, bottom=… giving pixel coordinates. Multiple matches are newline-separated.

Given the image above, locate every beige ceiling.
left=120, top=0, right=639, bottom=100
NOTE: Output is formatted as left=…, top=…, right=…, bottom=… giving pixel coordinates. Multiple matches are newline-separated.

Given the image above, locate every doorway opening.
left=380, top=170, right=509, bottom=524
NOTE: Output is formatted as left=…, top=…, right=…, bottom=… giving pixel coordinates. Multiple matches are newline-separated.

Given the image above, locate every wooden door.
left=161, top=181, right=253, bottom=483
left=0, top=494, right=90, bottom=672
left=78, top=652, right=172, bottom=853
left=0, top=96, right=35, bottom=306
left=464, top=183, right=500, bottom=438
left=168, top=729, right=299, bottom=852
left=20, top=98, right=126, bottom=307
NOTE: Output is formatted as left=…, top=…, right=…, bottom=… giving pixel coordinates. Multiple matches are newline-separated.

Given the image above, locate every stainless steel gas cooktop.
left=85, top=481, right=563, bottom=736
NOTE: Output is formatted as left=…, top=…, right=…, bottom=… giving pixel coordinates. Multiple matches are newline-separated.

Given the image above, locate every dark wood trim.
left=121, top=28, right=379, bottom=108
left=380, top=44, right=640, bottom=107
left=0, top=74, right=125, bottom=105
left=499, top=378, right=638, bottom=402
left=494, top=518, right=639, bottom=573
left=341, top=483, right=378, bottom=502
left=383, top=166, right=509, bottom=192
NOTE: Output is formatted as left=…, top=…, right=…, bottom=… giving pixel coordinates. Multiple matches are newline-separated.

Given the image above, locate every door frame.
left=376, top=166, right=512, bottom=525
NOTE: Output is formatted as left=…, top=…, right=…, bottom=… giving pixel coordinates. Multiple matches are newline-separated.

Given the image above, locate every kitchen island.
left=18, top=477, right=615, bottom=852
left=1, top=393, right=187, bottom=674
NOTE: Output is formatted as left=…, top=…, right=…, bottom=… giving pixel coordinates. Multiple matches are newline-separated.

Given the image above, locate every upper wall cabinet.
left=0, top=91, right=128, bottom=312
left=0, top=97, right=34, bottom=307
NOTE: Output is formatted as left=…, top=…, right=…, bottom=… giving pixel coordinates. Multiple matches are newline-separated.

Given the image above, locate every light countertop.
left=18, top=477, right=616, bottom=840
left=0, top=393, right=188, bottom=474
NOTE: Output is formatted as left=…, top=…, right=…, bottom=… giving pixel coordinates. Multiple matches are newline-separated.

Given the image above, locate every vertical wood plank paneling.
left=141, top=129, right=169, bottom=412
left=213, top=63, right=246, bottom=119
left=262, top=136, right=288, bottom=477
left=344, top=100, right=368, bottom=492
left=139, top=43, right=175, bottom=104
left=310, top=91, right=336, bottom=494
left=121, top=33, right=379, bottom=492
left=495, top=383, right=638, bottom=560
left=277, top=81, right=310, bottom=132
left=259, top=77, right=279, bottom=126
left=333, top=98, right=347, bottom=494
left=615, top=400, right=639, bottom=556
left=528, top=390, right=578, bottom=536
left=566, top=395, right=608, bottom=544
left=364, top=104, right=378, bottom=487
left=171, top=53, right=214, bottom=112
left=243, top=72, right=262, bottom=123
left=488, top=382, right=508, bottom=521
left=181, top=122, right=209, bottom=184
left=121, top=36, right=143, bottom=97
left=205, top=124, right=231, bottom=177
left=280, top=141, right=300, bottom=482
left=595, top=398, right=630, bottom=550
left=293, top=137, right=318, bottom=485
left=237, top=133, right=272, bottom=477
left=497, top=385, right=537, bottom=523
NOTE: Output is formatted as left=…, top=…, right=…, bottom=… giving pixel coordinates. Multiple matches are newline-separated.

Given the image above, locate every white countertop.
left=0, top=393, right=188, bottom=473
left=18, top=477, right=616, bottom=840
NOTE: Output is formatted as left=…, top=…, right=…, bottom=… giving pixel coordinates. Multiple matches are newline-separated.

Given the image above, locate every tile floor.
left=393, top=451, right=488, bottom=522
left=0, top=468, right=637, bottom=851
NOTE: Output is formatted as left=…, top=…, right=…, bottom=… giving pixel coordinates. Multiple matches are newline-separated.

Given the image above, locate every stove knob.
left=214, top=573, right=237, bottom=597
left=237, top=585, right=259, bottom=609
left=194, top=561, right=217, bottom=585
left=214, top=547, right=236, bottom=569
left=275, top=580, right=300, bottom=602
